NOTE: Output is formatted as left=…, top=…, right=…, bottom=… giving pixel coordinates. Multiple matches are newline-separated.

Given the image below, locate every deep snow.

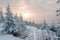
left=0, top=35, right=23, bottom=40
left=0, top=25, right=58, bottom=40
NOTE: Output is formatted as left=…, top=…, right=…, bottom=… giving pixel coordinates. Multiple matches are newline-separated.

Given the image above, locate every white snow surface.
left=0, top=35, right=23, bottom=40
left=0, top=23, right=4, bottom=31
left=25, top=25, right=56, bottom=40
left=0, top=25, right=57, bottom=40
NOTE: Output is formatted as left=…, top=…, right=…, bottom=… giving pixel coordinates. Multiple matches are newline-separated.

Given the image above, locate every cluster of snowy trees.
left=0, top=4, right=29, bottom=39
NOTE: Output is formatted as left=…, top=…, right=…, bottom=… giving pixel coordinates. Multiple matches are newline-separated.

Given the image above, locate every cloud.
left=21, top=0, right=58, bottom=24
left=0, top=0, right=59, bottom=24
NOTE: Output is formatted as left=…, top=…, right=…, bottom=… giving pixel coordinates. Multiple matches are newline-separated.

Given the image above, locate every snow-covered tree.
left=50, top=23, right=57, bottom=32
left=13, top=13, right=29, bottom=39
left=0, top=8, right=4, bottom=22
left=42, top=20, right=51, bottom=40
left=57, top=0, right=60, bottom=3
left=3, top=4, right=16, bottom=34
left=42, top=20, right=48, bottom=30
left=17, top=13, right=29, bottom=39
left=56, top=27, right=60, bottom=37
left=56, top=0, right=60, bottom=37
left=56, top=0, right=60, bottom=16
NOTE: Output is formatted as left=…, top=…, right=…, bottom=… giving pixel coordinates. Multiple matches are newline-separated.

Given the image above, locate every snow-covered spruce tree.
left=50, top=23, right=57, bottom=32
left=56, top=27, right=60, bottom=37
left=17, top=13, right=29, bottom=39
left=13, top=13, right=29, bottom=39
left=56, top=0, right=60, bottom=16
left=42, top=20, right=51, bottom=40
left=56, top=0, right=60, bottom=38
left=3, top=4, right=16, bottom=34
left=2, top=4, right=29, bottom=39
left=0, top=8, right=4, bottom=22
left=42, top=20, right=48, bottom=30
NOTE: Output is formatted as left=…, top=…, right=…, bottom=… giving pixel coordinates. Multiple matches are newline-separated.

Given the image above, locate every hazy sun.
left=22, top=13, right=30, bottom=19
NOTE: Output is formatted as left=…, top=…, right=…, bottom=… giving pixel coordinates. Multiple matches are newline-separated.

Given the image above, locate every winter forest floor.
left=0, top=25, right=58, bottom=40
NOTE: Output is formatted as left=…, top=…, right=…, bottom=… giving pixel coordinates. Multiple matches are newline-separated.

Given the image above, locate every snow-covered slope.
left=0, top=35, right=23, bottom=40
left=0, top=23, right=4, bottom=31
left=25, top=25, right=57, bottom=40
left=0, top=25, right=57, bottom=40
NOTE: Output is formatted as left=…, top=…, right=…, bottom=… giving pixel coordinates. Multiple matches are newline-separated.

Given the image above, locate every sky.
left=0, top=0, right=59, bottom=24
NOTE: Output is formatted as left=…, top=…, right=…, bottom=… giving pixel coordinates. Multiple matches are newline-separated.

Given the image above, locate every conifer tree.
left=0, top=8, right=4, bottom=22
left=3, top=4, right=16, bottom=34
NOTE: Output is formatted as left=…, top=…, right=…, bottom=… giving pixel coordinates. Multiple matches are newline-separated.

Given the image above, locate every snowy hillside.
left=0, top=25, right=58, bottom=40
left=0, top=35, right=22, bottom=40
left=0, top=23, right=4, bottom=32
left=25, top=25, right=57, bottom=40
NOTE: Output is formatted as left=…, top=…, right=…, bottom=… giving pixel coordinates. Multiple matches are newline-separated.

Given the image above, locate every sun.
left=24, top=13, right=30, bottom=18
left=22, top=13, right=30, bottom=19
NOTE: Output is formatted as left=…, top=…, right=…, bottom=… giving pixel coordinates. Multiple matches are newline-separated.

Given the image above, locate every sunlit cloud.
left=0, top=0, right=59, bottom=24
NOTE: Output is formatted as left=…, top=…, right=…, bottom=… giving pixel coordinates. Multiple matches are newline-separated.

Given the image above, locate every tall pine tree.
left=3, top=4, right=16, bottom=34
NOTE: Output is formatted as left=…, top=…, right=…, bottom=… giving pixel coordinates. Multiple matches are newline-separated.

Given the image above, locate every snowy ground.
left=0, top=35, right=23, bottom=40
left=0, top=25, right=57, bottom=40
left=0, top=23, right=4, bottom=31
